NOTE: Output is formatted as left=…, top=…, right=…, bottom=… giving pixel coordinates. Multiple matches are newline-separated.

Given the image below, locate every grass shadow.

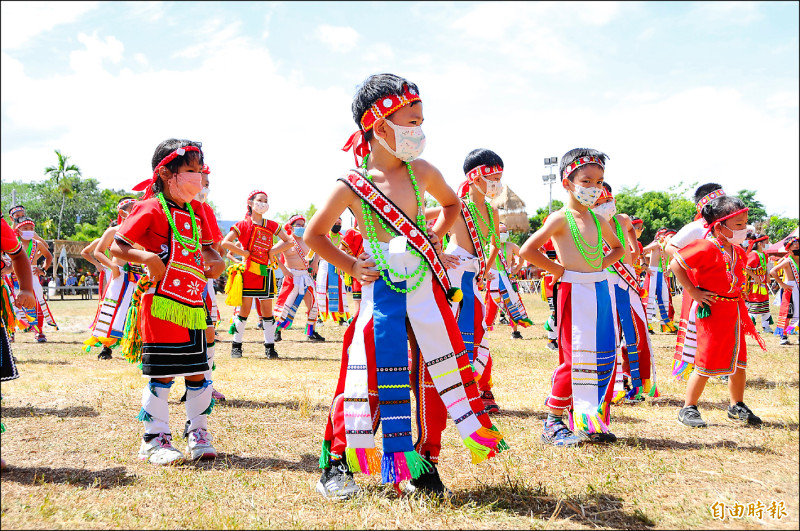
left=607, top=413, right=647, bottom=424
left=453, top=484, right=656, bottom=529
left=650, top=397, right=731, bottom=409
left=618, top=437, right=778, bottom=454
left=192, top=452, right=319, bottom=473
left=13, top=358, right=70, bottom=365
left=1, top=405, right=99, bottom=418
left=495, top=408, right=541, bottom=419
left=219, top=399, right=326, bottom=412
left=1, top=466, right=136, bottom=488
left=759, top=420, right=799, bottom=430
left=746, top=377, right=799, bottom=390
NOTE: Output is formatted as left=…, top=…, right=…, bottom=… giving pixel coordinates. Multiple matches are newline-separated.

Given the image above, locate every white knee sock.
left=140, top=380, right=172, bottom=435
left=233, top=315, right=246, bottom=343
left=262, top=316, right=276, bottom=344
left=184, top=379, right=213, bottom=435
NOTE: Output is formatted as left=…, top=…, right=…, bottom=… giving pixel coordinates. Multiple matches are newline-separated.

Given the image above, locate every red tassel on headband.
left=132, top=145, right=202, bottom=200
left=745, top=234, right=769, bottom=254
left=342, top=130, right=370, bottom=167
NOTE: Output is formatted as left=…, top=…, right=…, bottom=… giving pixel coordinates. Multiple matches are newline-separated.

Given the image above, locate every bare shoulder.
left=409, top=158, right=442, bottom=180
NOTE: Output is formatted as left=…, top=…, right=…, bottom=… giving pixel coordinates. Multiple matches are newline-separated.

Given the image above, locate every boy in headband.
left=520, top=148, right=624, bottom=446
left=84, top=197, right=140, bottom=360
left=642, top=228, right=678, bottom=333
left=8, top=205, right=26, bottom=227
left=13, top=217, right=57, bottom=342
left=273, top=215, right=325, bottom=344
left=307, top=73, right=505, bottom=499
left=666, top=183, right=726, bottom=378
left=744, top=234, right=773, bottom=334
left=111, top=139, right=226, bottom=465
left=669, top=196, right=765, bottom=427
left=221, top=190, right=293, bottom=359
left=592, top=183, right=658, bottom=403
left=430, top=148, right=506, bottom=414
left=771, top=236, right=800, bottom=345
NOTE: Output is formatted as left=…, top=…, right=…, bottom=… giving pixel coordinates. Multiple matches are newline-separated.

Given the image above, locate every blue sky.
left=2, top=1, right=798, bottom=224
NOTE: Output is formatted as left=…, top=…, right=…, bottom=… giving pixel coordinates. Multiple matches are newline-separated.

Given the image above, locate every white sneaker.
left=186, top=428, right=217, bottom=460
left=763, top=325, right=773, bottom=334
left=138, top=433, right=185, bottom=465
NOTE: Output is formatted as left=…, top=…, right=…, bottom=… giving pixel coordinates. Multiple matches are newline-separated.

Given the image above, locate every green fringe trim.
left=319, top=440, right=332, bottom=469
left=1, top=422, right=6, bottom=434
left=491, top=424, right=509, bottom=452
left=463, top=434, right=491, bottom=462
left=543, top=320, right=553, bottom=332
left=150, top=296, right=207, bottom=330
left=228, top=319, right=237, bottom=335
left=697, top=304, right=711, bottom=319
left=201, top=397, right=216, bottom=416
left=135, top=408, right=153, bottom=422
left=405, top=450, right=433, bottom=479
left=212, top=363, right=216, bottom=371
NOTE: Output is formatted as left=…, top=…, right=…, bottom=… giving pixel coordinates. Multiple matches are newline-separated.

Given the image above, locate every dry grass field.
left=1, top=292, right=798, bottom=529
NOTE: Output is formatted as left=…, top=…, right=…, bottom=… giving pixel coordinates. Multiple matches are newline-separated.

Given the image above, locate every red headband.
left=745, top=234, right=769, bottom=253
left=705, top=207, right=749, bottom=229
left=597, top=188, right=614, bottom=201
left=563, top=155, right=605, bottom=179
left=458, top=164, right=503, bottom=198
left=16, top=219, right=34, bottom=229
left=785, top=237, right=799, bottom=249
left=342, top=84, right=422, bottom=166
left=631, top=219, right=643, bottom=226
left=116, top=198, right=136, bottom=225
left=696, top=189, right=725, bottom=212
left=202, top=164, right=210, bottom=174
left=132, top=145, right=202, bottom=199
left=9, top=206, right=24, bottom=216
left=285, top=214, right=305, bottom=234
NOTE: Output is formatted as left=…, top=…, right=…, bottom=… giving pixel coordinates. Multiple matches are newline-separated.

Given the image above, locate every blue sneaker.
left=540, top=419, right=583, bottom=447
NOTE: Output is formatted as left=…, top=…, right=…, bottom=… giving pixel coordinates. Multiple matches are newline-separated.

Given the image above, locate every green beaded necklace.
left=157, top=192, right=201, bottom=253
left=606, top=216, right=625, bottom=273
left=359, top=155, right=427, bottom=293
left=564, top=209, right=603, bottom=270
left=466, top=193, right=496, bottom=259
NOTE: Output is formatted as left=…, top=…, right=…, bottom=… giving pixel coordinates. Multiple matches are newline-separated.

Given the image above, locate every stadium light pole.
left=542, top=157, right=559, bottom=214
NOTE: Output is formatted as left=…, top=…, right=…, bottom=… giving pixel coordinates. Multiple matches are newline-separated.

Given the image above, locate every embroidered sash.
left=459, top=200, right=487, bottom=282
left=339, top=170, right=452, bottom=294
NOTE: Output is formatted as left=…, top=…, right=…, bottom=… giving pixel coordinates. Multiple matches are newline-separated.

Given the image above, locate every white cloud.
left=124, top=1, right=165, bottom=23
left=316, top=24, right=359, bottom=53
left=0, top=1, right=99, bottom=50
left=688, top=1, right=763, bottom=26
left=765, top=91, right=799, bottom=111
left=69, top=33, right=124, bottom=73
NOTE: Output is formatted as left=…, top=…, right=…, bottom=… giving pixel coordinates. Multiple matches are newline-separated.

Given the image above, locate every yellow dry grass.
left=1, top=292, right=798, bottom=529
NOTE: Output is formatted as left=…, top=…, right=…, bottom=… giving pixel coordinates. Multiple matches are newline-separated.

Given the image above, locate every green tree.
left=527, top=200, right=564, bottom=235
left=762, top=216, right=798, bottom=242
left=44, top=150, right=82, bottom=239
left=614, top=185, right=695, bottom=243
left=736, top=189, right=767, bottom=224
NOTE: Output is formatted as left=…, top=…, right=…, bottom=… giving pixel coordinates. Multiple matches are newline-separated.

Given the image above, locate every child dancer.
left=340, top=220, right=365, bottom=317
left=1, top=216, right=37, bottom=470
left=436, top=148, right=504, bottom=414
left=592, top=184, right=658, bottom=404
left=316, top=217, right=351, bottom=324
left=308, top=73, right=505, bottom=498
left=771, top=237, right=799, bottom=345
left=13, top=217, right=57, bottom=342
left=274, top=215, right=324, bottom=343
left=519, top=148, right=624, bottom=446
left=484, top=222, right=533, bottom=340
left=221, top=191, right=293, bottom=359
left=670, top=196, right=766, bottom=427
left=541, top=237, right=560, bottom=351
left=744, top=234, right=773, bottom=334
left=666, top=183, right=727, bottom=378
left=112, top=139, right=226, bottom=464
left=642, top=228, right=678, bottom=333
left=84, top=197, right=139, bottom=359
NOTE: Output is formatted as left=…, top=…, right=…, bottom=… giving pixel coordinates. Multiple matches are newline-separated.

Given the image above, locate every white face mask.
left=20, top=230, right=34, bottom=240
left=499, top=232, right=509, bottom=242
left=483, top=179, right=503, bottom=199
left=592, top=200, right=617, bottom=221
left=376, top=119, right=426, bottom=162
left=721, top=224, right=747, bottom=245
left=195, top=187, right=210, bottom=204
left=251, top=200, right=269, bottom=214
left=571, top=183, right=603, bottom=207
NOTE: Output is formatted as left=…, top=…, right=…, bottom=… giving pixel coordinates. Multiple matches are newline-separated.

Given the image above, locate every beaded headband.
left=696, top=188, right=725, bottom=212
left=117, top=198, right=136, bottom=211
left=15, top=217, right=34, bottom=229
left=597, top=188, right=614, bottom=201
left=785, top=236, right=799, bottom=248
left=342, top=84, right=421, bottom=166
left=132, top=145, right=202, bottom=199
left=9, top=205, right=24, bottom=216
left=248, top=190, right=267, bottom=202
left=562, top=155, right=605, bottom=179
left=631, top=218, right=644, bottom=226
left=285, top=214, right=305, bottom=234
left=466, top=164, right=503, bottom=182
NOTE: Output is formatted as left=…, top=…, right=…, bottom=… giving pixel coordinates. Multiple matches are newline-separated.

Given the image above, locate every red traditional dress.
left=673, top=239, right=766, bottom=377
left=745, top=250, right=771, bottom=328
left=341, top=228, right=364, bottom=302
left=230, top=216, right=280, bottom=299
left=1, top=217, right=22, bottom=382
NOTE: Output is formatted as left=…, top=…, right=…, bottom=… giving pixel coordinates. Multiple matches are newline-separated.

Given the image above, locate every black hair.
left=110, top=220, right=119, bottom=228
left=701, top=195, right=746, bottom=226
left=693, top=183, right=723, bottom=204
left=150, top=139, right=204, bottom=195
left=463, top=149, right=504, bottom=175
left=602, top=182, right=612, bottom=193
left=656, top=226, right=669, bottom=234
left=352, top=73, right=420, bottom=143
left=559, top=148, right=609, bottom=182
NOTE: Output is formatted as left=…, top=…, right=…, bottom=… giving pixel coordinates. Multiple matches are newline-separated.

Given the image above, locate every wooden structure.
left=490, top=186, right=530, bottom=233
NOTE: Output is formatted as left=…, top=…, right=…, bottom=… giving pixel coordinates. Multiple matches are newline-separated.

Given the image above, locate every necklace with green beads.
left=157, top=192, right=201, bottom=253
left=564, top=209, right=603, bottom=270
left=466, top=192, right=496, bottom=258
left=359, top=155, right=427, bottom=293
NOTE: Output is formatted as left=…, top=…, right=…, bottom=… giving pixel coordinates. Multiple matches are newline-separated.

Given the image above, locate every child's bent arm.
left=519, top=215, right=565, bottom=278
left=599, top=216, right=624, bottom=269
left=94, top=227, right=119, bottom=271
left=110, top=240, right=165, bottom=282
left=221, top=230, right=248, bottom=258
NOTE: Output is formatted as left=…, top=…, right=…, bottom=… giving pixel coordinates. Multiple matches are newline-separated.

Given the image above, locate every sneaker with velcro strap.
left=727, top=402, right=762, bottom=425
left=678, top=405, right=707, bottom=428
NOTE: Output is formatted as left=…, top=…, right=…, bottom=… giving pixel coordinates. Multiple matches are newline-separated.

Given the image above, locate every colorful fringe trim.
left=82, top=335, right=120, bottom=352
left=150, top=296, right=207, bottom=330
left=0, top=283, right=17, bottom=331
left=201, top=397, right=216, bottom=416
left=512, top=317, right=534, bottom=329
left=319, top=440, right=332, bottom=469
left=661, top=320, right=678, bottom=333
left=135, top=408, right=153, bottom=422
left=121, top=276, right=154, bottom=365
left=463, top=426, right=505, bottom=464
left=344, top=447, right=383, bottom=477
left=380, top=450, right=432, bottom=483
left=671, top=358, right=694, bottom=380
left=697, top=304, right=711, bottom=319
left=643, top=378, right=660, bottom=398
left=319, top=311, right=351, bottom=322
left=224, top=263, right=245, bottom=307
